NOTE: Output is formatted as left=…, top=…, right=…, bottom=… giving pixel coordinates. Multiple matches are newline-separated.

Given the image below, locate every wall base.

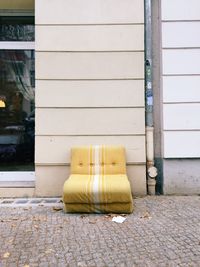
left=163, top=159, right=200, bottom=195
left=0, top=187, right=35, bottom=198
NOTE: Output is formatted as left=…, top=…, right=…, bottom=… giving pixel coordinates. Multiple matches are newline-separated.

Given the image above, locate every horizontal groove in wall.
left=35, top=134, right=146, bottom=137
left=35, top=106, right=145, bottom=109
left=36, top=78, right=145, bottom=81
left=164, top=129, right=200, bottom=132
left=35, top=163, right=146, bottom=166
left=36, top=50, right=144, bottom=53
left=162, top=47, right=200, bottom=50
left=163, top=102, right=200, bottom=105
left=162, top=20, right=200, bottom=23
left=35, top=23, right=145, bottom=26
left=35, top=106, right=144, bottom=110
left=36, top=50, right=145, bottom=53
left=163, top=74, right=200, bottom=77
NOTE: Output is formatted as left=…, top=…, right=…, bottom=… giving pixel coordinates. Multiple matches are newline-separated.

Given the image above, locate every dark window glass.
left=0, top=50, right=35, bottom=171
left=0, top=16, right=34, bottom=41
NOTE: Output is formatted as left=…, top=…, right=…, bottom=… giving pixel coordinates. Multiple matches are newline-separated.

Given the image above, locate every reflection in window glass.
left=0, top=16, right=34, bottom=41
left=0, top=25, right=34, bottom=41
left=0, top=50, right=35, bottom=171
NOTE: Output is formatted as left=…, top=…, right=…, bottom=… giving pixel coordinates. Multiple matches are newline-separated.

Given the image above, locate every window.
left=0, top=16, right=35, bottom=171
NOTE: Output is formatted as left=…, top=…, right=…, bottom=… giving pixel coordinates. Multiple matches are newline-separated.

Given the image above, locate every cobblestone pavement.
left=1, top=196, right=200, bottom=267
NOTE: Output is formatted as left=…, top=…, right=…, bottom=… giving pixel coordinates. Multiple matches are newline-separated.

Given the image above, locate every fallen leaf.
left=1, top=219, right=12, bottom=223
left=23, top=207, right=30, bottom=210
left=3, top=252, right=10, bottom=258
left=89, top=221, right=96, bottom=224
left=45, top=249, right=55, bottom=254
left=52, top=207, right=63, bottom=211
left=104, top=214, right=117, bottom=219
left=140, top=211, right=152, bottom=219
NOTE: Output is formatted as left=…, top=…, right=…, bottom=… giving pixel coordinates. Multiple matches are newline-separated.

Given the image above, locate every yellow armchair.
left=63, top=145, right=133, bottom=213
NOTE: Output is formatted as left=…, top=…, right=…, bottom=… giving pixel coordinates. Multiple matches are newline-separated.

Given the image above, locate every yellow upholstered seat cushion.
left=63, top=174, right=132, bottom=204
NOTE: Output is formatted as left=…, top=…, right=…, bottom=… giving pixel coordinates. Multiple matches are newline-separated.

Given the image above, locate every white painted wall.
left=161, top=0, right=200, bottom=158
left=35, top=0, right=146, bottom=196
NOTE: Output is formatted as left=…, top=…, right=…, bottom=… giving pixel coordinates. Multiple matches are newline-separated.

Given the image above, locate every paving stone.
left=1, top=196, right=200, bottom=266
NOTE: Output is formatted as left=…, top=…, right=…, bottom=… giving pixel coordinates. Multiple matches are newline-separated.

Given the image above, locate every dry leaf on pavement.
left=89, top=220, right=96, bottom=224
left=52, top=207, right=63, bottom=211
left=3, top=252, right=10, bottom=258
left=140, top=211, right=152, bottom=219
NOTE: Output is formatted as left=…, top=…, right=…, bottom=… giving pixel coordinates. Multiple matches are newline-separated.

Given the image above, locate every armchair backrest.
left=70, top=145, right=127, bottom=175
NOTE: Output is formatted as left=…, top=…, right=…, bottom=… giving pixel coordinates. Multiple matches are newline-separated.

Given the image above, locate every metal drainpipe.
left=145, top=0, right=158, bottom=195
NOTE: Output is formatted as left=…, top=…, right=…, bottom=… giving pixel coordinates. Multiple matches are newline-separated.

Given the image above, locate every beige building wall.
left=35, top=0, right=146, bottom=196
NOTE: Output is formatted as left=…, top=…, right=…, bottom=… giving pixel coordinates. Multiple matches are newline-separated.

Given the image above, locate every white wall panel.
left=36, top=108, right=145, bottom=135
left=164, top=104, right=200, bottom=130
left=36, top=25, right=144, bottom=52
left=36, top=80, right=144, bottom=108
left=163, top=50, right=200, bottom=75
left=164, top=131, right=200, bottom=158
left=35, top=136, right=146, bottom=164
left=162, top=0, right=200, bottom=21
left=163, top=76, right=200, bottom=103
left=35, top=0, right=144, bottom=25
left=162, top=22, right=200, bottom=48
left=36, top=52, right=144, bottom=80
